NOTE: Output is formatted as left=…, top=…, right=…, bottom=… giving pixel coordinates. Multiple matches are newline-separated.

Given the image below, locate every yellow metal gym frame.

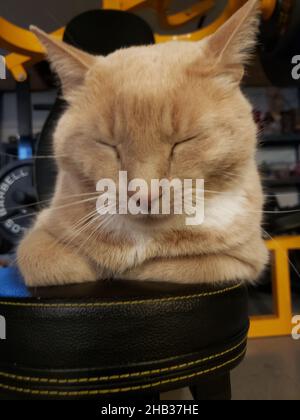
left=0, top=0, right=276, bottom=81
left=1, top=0, right=297, bottom=339
left=249, top=237, right=300, bottom=339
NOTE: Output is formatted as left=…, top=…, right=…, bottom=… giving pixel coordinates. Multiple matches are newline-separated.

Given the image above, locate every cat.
left=17, top=0, right=269, bottom=287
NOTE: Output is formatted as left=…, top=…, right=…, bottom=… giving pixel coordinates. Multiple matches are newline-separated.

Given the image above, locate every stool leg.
left=190, top=373, right=232, bottom=401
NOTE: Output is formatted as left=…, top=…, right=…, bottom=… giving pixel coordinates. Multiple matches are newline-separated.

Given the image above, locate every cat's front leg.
left=17, top=227, right=99, bottom=287
left=120, top=253, right=263, bottom=284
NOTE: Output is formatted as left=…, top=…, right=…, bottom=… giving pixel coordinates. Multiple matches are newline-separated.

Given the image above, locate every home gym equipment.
left=0, top=80, right=37, bottom=252
left=0, top=20, right=64, bottom=82
left=0, top=1, right=279, bottom=80
left=0, top=160, right=36, bottom=243
left=2, top=0, right=299, bottom=86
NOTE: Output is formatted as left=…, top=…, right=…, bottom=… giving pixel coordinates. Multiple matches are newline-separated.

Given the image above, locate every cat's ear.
left=30, top=26, right=96, bottom=94
left=204, top=0, right=260, bottom=84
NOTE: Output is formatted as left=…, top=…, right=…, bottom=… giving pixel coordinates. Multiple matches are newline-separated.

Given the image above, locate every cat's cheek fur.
left=203, top=190, right=248, bottom=230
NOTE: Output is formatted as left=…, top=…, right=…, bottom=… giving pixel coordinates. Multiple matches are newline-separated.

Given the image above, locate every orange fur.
left=18, top=0, right=268, bottom=286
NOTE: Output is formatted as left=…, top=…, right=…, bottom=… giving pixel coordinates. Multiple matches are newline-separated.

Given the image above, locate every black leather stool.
left=0, top=280, right=248, bottom=400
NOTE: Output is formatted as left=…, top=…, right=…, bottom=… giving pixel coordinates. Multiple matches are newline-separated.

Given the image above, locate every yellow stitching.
left=0, top=282, right=242, bottom=308
left=0, top=349, right=246, bottom=397
left=0, top=337, right=247, bottom=384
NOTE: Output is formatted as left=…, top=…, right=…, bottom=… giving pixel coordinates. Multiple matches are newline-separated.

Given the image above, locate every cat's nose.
left=128, top=191, right=161, bottom=212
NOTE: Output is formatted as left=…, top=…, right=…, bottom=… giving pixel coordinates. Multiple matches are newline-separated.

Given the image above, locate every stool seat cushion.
left=0, top=279, right=248, bottom=399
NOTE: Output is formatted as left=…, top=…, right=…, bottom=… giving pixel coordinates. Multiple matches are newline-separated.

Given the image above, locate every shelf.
left=260, top=134, right=300, bottom=147
left=264, top=178, right=300, bottom=188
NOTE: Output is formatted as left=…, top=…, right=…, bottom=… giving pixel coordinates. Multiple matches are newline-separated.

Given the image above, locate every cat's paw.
left=17, top=228, right=98, bottom=287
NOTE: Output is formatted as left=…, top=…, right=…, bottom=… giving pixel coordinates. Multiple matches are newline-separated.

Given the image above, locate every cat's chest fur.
left=100, top=189, right=248, bottom=273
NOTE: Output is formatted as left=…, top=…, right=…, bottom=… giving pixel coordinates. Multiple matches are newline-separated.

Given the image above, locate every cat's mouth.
left=127, top=213, right=173, bottom=225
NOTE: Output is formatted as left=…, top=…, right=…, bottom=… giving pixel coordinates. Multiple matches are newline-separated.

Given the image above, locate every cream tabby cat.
left=18, top=0, right=268, bottom=287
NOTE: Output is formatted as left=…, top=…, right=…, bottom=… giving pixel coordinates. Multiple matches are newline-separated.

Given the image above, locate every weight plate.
left=0, top=160, right=37, bottom=247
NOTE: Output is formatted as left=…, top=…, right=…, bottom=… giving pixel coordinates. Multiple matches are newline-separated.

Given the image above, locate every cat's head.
left=31, top=0, right=260, bottom=219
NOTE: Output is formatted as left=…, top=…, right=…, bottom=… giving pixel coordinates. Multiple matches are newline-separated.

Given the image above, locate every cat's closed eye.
left=171, top=136, right=199, bottom=157
left=97, top=140, right=120, bottom=159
